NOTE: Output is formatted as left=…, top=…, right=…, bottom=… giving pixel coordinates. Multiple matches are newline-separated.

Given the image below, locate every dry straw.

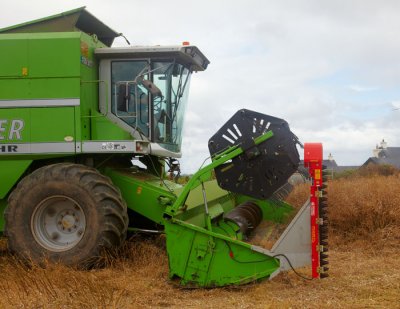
left=0, top=165, right=398, bottom=308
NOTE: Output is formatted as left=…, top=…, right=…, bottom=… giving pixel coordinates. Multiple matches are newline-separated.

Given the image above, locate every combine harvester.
left=0, top=8, right=328, bottom=287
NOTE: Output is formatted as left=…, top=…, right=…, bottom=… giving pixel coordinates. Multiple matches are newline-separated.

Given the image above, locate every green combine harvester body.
left=0, top=8, right=328, bottom=287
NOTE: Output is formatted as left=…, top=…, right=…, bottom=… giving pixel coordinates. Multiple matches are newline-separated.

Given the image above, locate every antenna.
left=118, top=33, right=131, bottom=45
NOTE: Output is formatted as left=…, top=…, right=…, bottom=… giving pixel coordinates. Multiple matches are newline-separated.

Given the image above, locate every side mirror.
left=117, top=83, right=130, bottom=112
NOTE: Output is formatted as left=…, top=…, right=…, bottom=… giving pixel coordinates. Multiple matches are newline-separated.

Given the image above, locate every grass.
left=0, top=172, right=399, bottom=308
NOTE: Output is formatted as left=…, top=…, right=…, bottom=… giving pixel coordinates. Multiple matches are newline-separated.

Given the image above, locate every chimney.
left=373, top=144, right=380, bottom=157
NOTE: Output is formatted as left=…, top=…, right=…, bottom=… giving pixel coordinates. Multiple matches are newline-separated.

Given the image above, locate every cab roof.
left=95, top=45, right=210, bottom=71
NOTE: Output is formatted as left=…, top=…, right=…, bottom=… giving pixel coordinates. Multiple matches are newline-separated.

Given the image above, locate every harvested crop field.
left=0, top=170, right=399, bottom=308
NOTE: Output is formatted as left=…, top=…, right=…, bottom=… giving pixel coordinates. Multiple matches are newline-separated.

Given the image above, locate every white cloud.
left=390, top=101, right=400, bottom=110
left=347, top=85, right=379, bottom=92
left=1, top=1, right=400, bottom=173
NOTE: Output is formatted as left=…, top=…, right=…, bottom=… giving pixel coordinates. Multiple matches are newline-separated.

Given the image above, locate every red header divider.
left=304, top=143, right=323, bottom=279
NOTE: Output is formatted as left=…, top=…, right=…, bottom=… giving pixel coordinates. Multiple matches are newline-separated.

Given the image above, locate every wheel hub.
left=58, top=212, right=78, bottom=232
left=31, top=195, right=86, bottom=252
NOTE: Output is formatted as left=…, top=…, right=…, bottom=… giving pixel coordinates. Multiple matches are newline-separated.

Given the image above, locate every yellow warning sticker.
left=311, top=226, right=316, bottom=243
left=315, top=169, right=321, bottom=180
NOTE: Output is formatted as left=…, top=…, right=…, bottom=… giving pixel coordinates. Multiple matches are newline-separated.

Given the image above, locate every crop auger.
left=0, top=7, right=328, bottom=287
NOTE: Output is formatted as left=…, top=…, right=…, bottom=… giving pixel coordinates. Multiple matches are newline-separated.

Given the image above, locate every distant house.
left=297, top=157, right=357, bottom=181
left=321, top=159, right=358, bottom=173
left=299, top=157, right=357, bottom=173
left=363, top=139, right=400, bottom=168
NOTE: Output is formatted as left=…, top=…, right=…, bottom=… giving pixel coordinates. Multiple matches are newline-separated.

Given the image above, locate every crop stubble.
left=0, top=170, right=399, bottom=308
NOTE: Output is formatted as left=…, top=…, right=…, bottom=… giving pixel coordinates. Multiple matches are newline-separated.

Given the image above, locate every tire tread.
left=5, top=163, right=129, bottom=267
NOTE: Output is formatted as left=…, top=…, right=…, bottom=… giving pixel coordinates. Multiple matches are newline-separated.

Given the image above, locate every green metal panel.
left=27, top=33, right=81, bottom=78
left=0, top=105, right=72, bottom=197
left=91, top=118, right=132, bottom=140
left=165, top=220, right=280, bottom=287
left=79, top=31, right=109, bottom=142
left=0, top=36, right=28, bottom=77
left=0, top=78, right=80, bottom=100
left=0, top=33, right=81, bottom=100
left=104, top=168, right=178, bottom=225
left=0, top=107, right=75, bottom=143
left=105, top=166, right=237, bottom=229
left=30, top=107, right=75, bottom=142
left=0, top=160, right=32, bottom=198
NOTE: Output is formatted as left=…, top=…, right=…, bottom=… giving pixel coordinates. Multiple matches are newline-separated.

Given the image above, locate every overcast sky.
left=1, top=1, right=400, bottom=173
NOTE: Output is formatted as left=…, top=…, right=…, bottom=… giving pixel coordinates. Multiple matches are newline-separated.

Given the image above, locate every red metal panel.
left=304, top=143, right=323, bottom=279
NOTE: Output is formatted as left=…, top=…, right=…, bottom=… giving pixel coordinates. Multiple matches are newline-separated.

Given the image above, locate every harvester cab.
left=0, top=7, right=329, bottom=288
left=96, top=45, right=209, bottom=157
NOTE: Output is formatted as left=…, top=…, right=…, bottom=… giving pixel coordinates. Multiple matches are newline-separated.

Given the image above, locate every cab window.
left=111, top=61, right=150, bottom=136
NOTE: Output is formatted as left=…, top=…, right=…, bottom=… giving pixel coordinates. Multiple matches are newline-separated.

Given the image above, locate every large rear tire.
left=5, top=163, right=128, bottom=267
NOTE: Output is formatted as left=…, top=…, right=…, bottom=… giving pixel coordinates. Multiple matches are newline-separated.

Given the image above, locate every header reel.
left=208, top=109, right=301, bottom=199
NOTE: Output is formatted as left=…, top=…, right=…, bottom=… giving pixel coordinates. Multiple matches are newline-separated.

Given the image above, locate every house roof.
left=363, top=147, right=400, bottom=168
left=322, top=159, right=338, bottom=169
left=300, top=159, right=338, bottom=168
left=0, top=7, right=119, bottom=47
left=300, top=159, right=357, bottom=172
